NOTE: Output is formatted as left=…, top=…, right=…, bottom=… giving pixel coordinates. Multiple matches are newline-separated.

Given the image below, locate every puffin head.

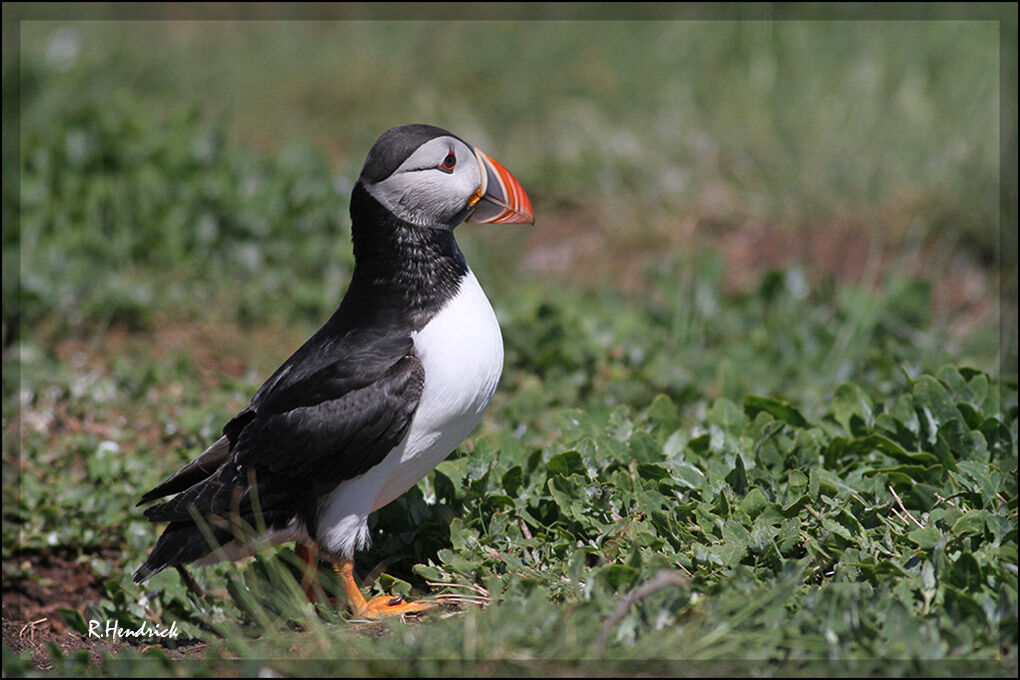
left=358, top=124, right=534, bottom=229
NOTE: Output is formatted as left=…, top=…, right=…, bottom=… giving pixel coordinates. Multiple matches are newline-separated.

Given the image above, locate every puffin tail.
left=132, top=520, right=229, bottom=584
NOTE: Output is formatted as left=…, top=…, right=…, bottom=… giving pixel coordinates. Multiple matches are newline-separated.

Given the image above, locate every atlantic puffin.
left=133, top=124, right=533, bottom=618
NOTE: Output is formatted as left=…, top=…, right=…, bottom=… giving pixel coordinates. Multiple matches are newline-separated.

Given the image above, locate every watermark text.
left=87, top=619, right=179, bottom=640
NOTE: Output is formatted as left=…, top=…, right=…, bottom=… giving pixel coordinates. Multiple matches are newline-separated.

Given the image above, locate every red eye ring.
left=439, top=152, right=456, bottom=173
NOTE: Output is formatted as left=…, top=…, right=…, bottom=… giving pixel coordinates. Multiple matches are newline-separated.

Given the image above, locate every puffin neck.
left=344, top=182, right=469, bottom=329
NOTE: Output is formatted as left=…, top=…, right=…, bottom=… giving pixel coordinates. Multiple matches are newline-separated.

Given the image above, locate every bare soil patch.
left=2, top=547, right=209, bottom=670
left=3, top=547, right=122, bottom=669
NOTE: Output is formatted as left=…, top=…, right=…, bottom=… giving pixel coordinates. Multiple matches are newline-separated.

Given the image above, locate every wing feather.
left=137, top=435, right=231, bottom=505
left=141, top=355, right=424, bottom=524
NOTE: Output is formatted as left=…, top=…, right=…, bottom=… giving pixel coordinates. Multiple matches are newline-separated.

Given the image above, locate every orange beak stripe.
left=467, top=148, right=535, bottom=225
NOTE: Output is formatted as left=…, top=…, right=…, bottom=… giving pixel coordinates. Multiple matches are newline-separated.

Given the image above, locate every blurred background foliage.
left=5, top=7, right=1013, bottom=345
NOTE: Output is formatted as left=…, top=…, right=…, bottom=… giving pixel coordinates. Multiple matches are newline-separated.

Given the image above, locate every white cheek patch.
left=364, top=137, right=481, bottom=227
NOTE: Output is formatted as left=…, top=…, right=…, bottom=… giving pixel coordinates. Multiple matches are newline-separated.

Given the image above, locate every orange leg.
left=296, top=541, right=322, bottom=603
left=333, top=558, right=435, bottom=619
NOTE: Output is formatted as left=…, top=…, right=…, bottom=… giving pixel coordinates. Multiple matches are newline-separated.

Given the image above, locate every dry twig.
left=889, top=485, right=924, bottom=528
left=593, top=570, right=688, bottom=658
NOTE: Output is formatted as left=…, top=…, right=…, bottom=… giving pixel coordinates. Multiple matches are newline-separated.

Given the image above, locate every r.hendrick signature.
left=87, top=619, right=180, bottom=640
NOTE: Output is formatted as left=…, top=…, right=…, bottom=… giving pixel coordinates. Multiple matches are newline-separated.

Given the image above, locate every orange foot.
left=295, top=542, right=435, bottom=619
left=334, top=557, right=436, bottom=619
left=355, top=592, right=436, bottom=618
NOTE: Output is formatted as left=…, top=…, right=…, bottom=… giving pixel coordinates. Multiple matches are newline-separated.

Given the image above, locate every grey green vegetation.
left=3, top=14, right=1017, bottom=677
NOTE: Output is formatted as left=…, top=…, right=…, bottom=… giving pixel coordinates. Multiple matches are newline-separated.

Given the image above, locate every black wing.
left=142, top=354, right=424, bottom=524
left=133, top=331, right=424, bottom=581
left=139, top=321, right=414, bottom=504
left=137, top=435, right=231, bottom=505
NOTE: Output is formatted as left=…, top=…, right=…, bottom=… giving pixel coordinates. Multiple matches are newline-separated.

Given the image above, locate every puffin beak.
left=466, top=148, right=535, bottom=224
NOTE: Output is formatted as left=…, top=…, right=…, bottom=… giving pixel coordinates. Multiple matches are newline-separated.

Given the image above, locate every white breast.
left=375, top=268, right=504, bottom=506
left=315, top=268, right=503, bottom=557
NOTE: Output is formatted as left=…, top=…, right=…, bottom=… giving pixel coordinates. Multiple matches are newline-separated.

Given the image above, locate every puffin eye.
left=438, top=152, right=456, bottom=173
